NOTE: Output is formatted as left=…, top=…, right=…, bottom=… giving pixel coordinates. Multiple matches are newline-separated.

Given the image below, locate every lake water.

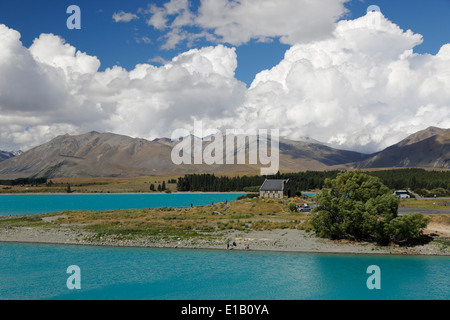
left=0, top=193, right=245, bottom=215
left=0, top=242, right=448, bottom=300
left=302, top=192, right=316, bottom=197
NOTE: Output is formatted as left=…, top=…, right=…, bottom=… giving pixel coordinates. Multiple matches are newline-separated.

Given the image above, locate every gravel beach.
left=0, top=224, right=448, bottom=256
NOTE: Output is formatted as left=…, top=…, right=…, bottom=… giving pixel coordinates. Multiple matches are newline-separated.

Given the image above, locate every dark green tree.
left=311, top=171, right=428, bottom=244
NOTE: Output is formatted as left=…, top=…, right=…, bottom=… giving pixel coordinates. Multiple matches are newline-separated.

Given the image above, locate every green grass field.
left=399, top=199, right=450, bottom=210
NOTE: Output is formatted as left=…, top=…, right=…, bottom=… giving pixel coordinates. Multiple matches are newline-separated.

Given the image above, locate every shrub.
left=385, top=214, right=431, bottom=243
left=237, top=193, right=259, bottom=200
left=289, top=203, right=297, bottom=212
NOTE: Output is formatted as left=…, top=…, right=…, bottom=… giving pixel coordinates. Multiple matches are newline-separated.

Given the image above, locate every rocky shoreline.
left=0, top=225, right=448, bottom=256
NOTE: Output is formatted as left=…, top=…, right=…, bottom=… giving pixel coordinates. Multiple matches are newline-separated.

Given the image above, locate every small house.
left=259, top=179, right=294, bottom=199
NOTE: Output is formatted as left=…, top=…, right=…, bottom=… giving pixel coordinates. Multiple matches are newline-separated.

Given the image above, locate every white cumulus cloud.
left=238, top=12, right=450, bottom=153
left=0, top=24, right=246, bottom=151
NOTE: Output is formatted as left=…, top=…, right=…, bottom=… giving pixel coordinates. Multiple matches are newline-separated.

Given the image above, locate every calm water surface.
left=0, top=193, right=245, bottom=215
left=0, top=243, right=448, bottom=300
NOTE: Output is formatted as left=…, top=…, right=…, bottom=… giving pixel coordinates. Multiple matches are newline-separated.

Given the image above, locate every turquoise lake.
left=0, top=193, right=448, bottom=300
left=302, top=192, right=316, bottom=197
left=0, top=193, right=245, bottom=215
left=0, top=242, right=448, bottom=300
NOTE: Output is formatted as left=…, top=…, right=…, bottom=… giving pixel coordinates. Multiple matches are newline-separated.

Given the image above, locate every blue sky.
left=1, top=0, right=449, bottom=86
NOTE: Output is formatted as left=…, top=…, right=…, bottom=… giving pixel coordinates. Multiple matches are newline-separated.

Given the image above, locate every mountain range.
left=0, top=127, right=448, bottom=178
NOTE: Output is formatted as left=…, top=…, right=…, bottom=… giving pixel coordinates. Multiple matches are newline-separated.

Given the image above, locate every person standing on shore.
left=227, top=240, right=230, bottom=250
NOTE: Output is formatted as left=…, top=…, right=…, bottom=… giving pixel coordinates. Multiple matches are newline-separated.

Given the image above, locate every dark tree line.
left=177, top=174, right=267, bottom=192
left=176, top=171, right=341, bottom=192
left=0, top=177, right=48, bottom=186
left=365, top=168, right=450, bottom=191
left=177, top=169, right=450, bottom=193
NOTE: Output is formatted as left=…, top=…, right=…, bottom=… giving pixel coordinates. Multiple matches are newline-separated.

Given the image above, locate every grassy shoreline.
left=0, top=197, right=449, bottom=256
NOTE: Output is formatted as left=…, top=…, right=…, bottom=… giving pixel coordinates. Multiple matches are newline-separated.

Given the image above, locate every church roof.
left=259, top=179, right=289, bottom=191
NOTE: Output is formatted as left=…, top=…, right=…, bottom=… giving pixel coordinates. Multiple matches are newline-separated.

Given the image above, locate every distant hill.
left=353, top=127, right=450, bottom=169
left=395, top=126, right=448, bottom=147
left=0, top=127, right=448, bottom=178
left=278, top=137, right=367, bottom=167
left=0, top=131, right=181, bottom=178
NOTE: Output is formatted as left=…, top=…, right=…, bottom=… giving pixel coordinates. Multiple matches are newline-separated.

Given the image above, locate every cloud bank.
left=0, top=11, right=450, bottom=154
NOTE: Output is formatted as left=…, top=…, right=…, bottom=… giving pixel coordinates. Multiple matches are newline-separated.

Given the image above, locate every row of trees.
left=176, top=174, right=267, bottom=192
left=0, top=177, right=48, bottom=186
left=176, top=169, right=450, bottom=193
left=365, top=168, right=450, bottom=191
left=176, top=171, right=346, bottom=192
left=1, top=168, right=446, bottom=193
